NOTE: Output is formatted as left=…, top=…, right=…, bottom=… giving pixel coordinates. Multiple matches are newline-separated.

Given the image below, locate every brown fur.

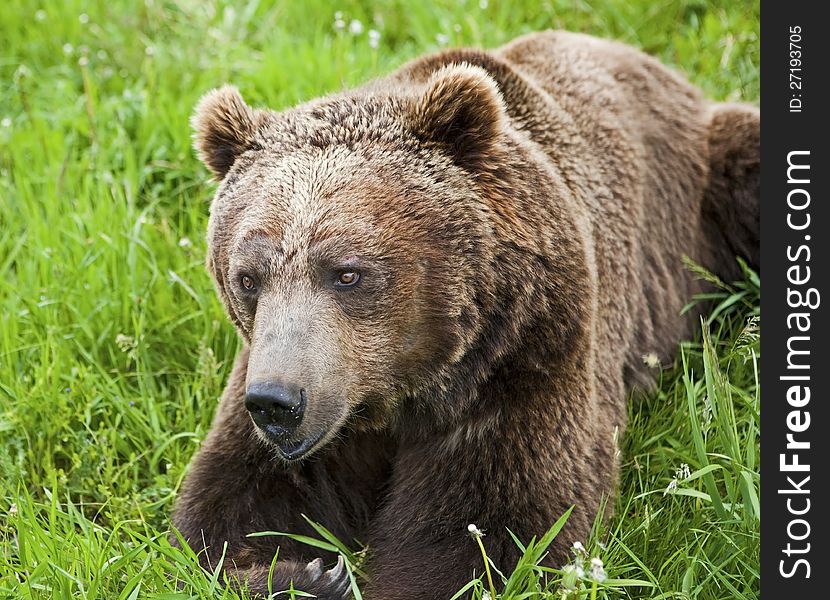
left=173, top=31, right=759, bottom=598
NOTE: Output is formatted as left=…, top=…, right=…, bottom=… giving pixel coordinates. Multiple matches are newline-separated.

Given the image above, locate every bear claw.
left=304, top=557, right=325, bottom=580
left=317, top=556, right=351, bottom=599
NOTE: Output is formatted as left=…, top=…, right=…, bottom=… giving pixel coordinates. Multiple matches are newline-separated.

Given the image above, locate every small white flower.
left=334, top=18, right=346, bottom=31
left=481, top=591, right=491, bottom=600
left=561, top=564, right=585, bottom=591
left=561, top=564, right=579, bottom=590
left=145, top=46, right=154, bottom=56
left=589, top=557, right=607, bottom=582
left=642, top=352, right=660, bottom=369
left=8, top=504, right=17, bottom=516
left=676, top=463, right=691, bottom=480
left=479, top=0, right=489, bottom=8
left=334, top=11, right=343, bottom=20
left=664, top=478, right=678, bottom=495
left=97, top=49, right=108, bottom=60
left=349, top=19, right=363, bottom=35
left=63, top=43, right=74, bottom=55
left=78, top=56, right=88, bottom=67
left=436, top=33, right=449, bottom=46
left=35, top=9, right=47, bottom=21
left=572, top=540, right=586, bottom=554
left=115, top=334, right=136, bottom=352
left=368, top=29, right=380, bottom=49
left=178, top=237, right=192, bottom=248
left=79, top=13, right=89, bottom=24
left=1, top=117, right=11, bottom=128
left=467, top=523, right=484, bottom=537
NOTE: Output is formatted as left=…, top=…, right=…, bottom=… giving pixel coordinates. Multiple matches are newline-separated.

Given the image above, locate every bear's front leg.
left=174, top=435, right=352, bottom=599
left=172, top=348, right=391, bottom=598
left=363, top=370, right=613, bottom=599
left=228, top=557, right=351, bottom=599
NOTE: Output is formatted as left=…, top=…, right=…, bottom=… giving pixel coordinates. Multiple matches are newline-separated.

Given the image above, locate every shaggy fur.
left=173, top=31, right=760, bottom=599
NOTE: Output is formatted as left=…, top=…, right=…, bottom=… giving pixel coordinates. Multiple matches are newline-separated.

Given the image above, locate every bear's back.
left=387, top=31, right=719, bottom=405
left=497, top=31, right=715, bottom=389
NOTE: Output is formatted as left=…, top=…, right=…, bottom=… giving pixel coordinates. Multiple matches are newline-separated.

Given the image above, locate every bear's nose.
left=245, top=381, right=306, bottom=435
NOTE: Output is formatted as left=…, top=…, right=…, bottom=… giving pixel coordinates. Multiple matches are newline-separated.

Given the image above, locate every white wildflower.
left=467, top=523, right=484, bottom=537
left=79, top=13, right=89, bottom=24
left=664, top=478, right=678, bottom=495
left=35, top=9, right=47, bottom=21
left=561, top=564, right=579, bottom=590
left=1, top=117, right=11, bottom=128
left=178, top=237, right=192, bottom=248
left=436, top=33, right=449, bottom=46
left=479, top=0, right=489, bottom=8
left=334, top=17, right=346, bottom=31
left=63, top=43, right=74, bottom=55
left=589, top=557, right=607, bottom=582
left=368, top=29, right=380, bottom=49
left=8, top=504, right=17, bottom=516
left=676, top=463, right=691, bottom=480
left=349, top=19, right=363, bottom=35
left=642, top=352, right=660, bottom=369
left=572, top=540, right=586, bottom=555
left=145, top=46, right=154, bottom=56
left=97, top=49, right=108, bottom=60
left=78, top=56, right=88, bottom=67
left=115, top=334, right=136, bottom=352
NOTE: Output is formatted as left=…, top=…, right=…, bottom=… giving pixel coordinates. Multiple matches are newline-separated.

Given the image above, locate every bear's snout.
left=245, top=380, right=306, bottom=441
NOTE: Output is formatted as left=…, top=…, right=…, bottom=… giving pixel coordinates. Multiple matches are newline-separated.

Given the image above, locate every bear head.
left=193, top=65, right=514, bottom=461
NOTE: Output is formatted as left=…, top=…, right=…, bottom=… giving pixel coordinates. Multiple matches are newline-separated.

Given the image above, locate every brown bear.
left=172, top=30, right=759, bottom=599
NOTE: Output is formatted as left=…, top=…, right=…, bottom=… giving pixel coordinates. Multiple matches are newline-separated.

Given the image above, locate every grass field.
left=0, top=1, right=760, bottom=598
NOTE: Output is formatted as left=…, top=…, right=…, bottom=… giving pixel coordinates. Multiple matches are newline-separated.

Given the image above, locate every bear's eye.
left=335, top=271, right=360, bottom=288
left=240, top=274, right=257, bottom=293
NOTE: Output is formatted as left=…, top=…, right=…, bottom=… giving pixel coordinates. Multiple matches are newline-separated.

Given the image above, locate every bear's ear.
left=192, top=86, right=263, bottom=180
left=408, top=64, right=506, bottom=170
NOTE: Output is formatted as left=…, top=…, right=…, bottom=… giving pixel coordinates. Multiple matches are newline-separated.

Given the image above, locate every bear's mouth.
left=258, top=425, right=326, bottom=461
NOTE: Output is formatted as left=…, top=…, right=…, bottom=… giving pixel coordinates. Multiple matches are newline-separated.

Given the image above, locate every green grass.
left=0, top=1, right=759, bottom=598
